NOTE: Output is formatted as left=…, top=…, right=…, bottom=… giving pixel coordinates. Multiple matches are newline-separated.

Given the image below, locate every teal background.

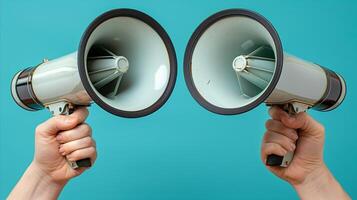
left=0, top=0, right=356, bottom=199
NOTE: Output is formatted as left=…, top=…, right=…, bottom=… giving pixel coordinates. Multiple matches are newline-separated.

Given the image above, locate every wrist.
left=28, top=162, right=67, bottom=196
left=292, top=164, right=350, bottom=200
left=292, top=164, right=330, bottom=194
left=29, top=161, right=68, bottom=188
left=8, top=162, right=67, bottom=200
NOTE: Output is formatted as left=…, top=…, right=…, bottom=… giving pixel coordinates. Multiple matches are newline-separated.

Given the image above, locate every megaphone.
left=11, top=9, right=177, bottom=169
left=184, top=9, right=346, bottom=167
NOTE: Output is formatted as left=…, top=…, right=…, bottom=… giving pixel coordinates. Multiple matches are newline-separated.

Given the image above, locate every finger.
left=263, top=131, right=296, bottom=152
left=268, top=106, right=289, bottom=121
left=59, top=136, right=95, bottom=156
left=56, top=123, right=92, bottom=143
left=66, top=146, right=97, bottom=165
left=35, top=107, right=89, bottom=137
left=265, top=119, right=298, bottom=141
left=261, top=142, right=287, bottom=164
left=280, top=112, right=325, bottom=138
left=67, top=107, right=89, bottom=126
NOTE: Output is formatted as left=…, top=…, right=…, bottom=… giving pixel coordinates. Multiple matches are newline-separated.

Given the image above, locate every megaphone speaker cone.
left=184, top=9, right=283, bottom=115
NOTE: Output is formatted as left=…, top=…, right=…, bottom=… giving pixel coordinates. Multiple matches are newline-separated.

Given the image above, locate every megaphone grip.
left=48, top=103, right=92, bottom=169
left=66, top=106, right=92, bottom=169
left=265, top=104, right=302, bottom=167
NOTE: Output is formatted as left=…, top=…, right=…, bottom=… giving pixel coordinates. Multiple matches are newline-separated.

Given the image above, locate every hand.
left=261, top=106, right=324, bottom=184
left=33, top=107, right=97, bottom=184
left=261, top=106, right=350, bottom=199
left=8, top=107, right=97, bottom=199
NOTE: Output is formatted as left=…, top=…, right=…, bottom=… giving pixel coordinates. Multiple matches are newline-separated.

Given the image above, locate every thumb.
left=280, top=111, right=325, bottom=138
left=35, top=107, right=89, bottom=137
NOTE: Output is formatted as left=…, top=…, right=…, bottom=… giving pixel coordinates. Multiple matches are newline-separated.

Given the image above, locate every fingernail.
left=290, top=143, right=296, bottom=151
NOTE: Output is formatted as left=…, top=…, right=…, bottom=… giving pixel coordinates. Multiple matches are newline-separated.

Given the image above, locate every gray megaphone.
left=11, top=9, right=177, bottom=169
left=184, top=9, right=346, bottom=167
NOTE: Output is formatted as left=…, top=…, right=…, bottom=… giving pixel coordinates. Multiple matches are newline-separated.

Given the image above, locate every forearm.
left=8, top=162, right=66, bottom=200
left=293, top=165, right=350, bottom=200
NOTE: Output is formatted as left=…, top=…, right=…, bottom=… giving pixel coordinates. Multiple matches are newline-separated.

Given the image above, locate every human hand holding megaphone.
left=262, top=106, right=324, bottom=183
left=34, top=107, right=96, bottom=182
left=262, top=106, right=350, bottom=199
left=8, top=108, right=97, bottom=199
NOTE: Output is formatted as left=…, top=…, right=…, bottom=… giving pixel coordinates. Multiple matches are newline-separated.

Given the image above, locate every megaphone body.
left=12, top=53, right=92, bottom=115
left=11, top=9, right=177, bottom=168
left=265, top=52, right=345, bottom=113
left=184, top=9, right=346, bottom=167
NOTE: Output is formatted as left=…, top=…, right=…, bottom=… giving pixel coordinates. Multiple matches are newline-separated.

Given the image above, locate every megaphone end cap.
left=11, top=68, right=44, bottom=112
left=313, top=70, right=347, bottom=112
left=184, top=8, right=283, bottom=115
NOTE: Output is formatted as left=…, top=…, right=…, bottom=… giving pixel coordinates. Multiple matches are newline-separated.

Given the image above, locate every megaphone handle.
left=47, top=102, right=92, bottom=169
left=266, top=103, right=308, bottom=167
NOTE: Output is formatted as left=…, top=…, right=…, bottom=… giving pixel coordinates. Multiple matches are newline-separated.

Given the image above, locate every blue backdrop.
left=0, top=1, right=356, bottom=199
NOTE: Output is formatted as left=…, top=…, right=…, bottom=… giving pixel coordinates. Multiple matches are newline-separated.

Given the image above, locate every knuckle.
left=265, top=130, right=276, bottom=139
left=265, top=119, right=274, bottom=129
left=316, top=123, right=325, bottom=133
left=83, top=137, right=93, bottom=146
left=89, top=146, right=96, bottom=153
left=87, top=147, right=96, bottom=156
left=261, top=143, right=269, bottom=153
left=55, top=115, right=67, bottom=124
left=80, top=124, right=92, bottom=135
left=70, top=116, right=80, bottom=125
left=83, top=108, right=89, bottom=116
left=64, top=115, right=78, bottom=125
left=262, top=131, right=270, bottom=141
left=35, top=124, right=45, bottom=134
